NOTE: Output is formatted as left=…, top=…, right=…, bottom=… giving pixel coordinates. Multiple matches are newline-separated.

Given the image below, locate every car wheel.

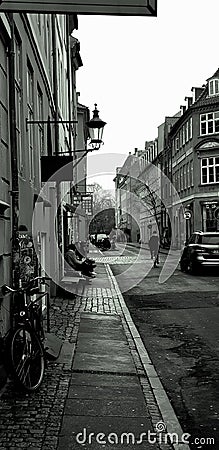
left=180, top=258, right=188, bottom=272
left=188, top=259, right=198, bottom=275
left=180, top=258, right=190, bottom=273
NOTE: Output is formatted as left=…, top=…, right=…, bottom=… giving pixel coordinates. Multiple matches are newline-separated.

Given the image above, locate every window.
left=183, top=165, right=187, bottom=189
left=37, top=14, right=41, bottom=33
left=180, top=167, right=183, bottom=190
left=15, top=35, right=23, bottom=173
left=187, top=163, right=190, bottom=188
left=46, top=19, right=50, bottom=60
left=27, top=62, right=34, bottom=181
left=188, top=234, right=196, bottom=244
left=189, top=117, right=193, bottom=139
left=201, top=157, right=219, bottom=184
left=179, top=129, right=182, bottom=148
left=44, top=14, right=48, bottom=57
left=199, top=234, right=219, bottom=245
left=186, top=121, right=189, bottom=142
left=176, top=171, right=179, bottom=191
left=37, top=85, right=44, bottom=156
left=190, top=160, right=194, bottom=186
left=175, top=135, right=179, bottom=151
left=209, top=79, right=219, bottom=96
left=182, top=125, right=185, bottom=145
left=57, top=50, right=63, bottom=112
left=200, top=111, right=219, bottom=135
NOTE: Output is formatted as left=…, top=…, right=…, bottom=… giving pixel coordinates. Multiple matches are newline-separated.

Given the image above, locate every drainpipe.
left=8, top=13, right=19, bottom=289
left=51, top=15, right=62, bottom=284
left=52, top=15, right=59, bottom=156
left=66, top=16, right=72, bottom=155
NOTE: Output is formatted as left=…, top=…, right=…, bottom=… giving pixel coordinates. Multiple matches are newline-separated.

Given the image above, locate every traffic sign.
left=184, top=211, right=192, bottom=220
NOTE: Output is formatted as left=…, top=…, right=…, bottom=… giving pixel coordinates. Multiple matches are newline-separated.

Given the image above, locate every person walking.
left=148, top=230, right=160, bottom=267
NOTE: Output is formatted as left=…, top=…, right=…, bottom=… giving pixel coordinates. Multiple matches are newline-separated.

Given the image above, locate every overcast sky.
left=74, top=0, right=219, bottom=187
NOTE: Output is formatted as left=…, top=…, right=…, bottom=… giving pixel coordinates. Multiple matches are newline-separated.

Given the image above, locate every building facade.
left=0, top=12, right=90, bottom=336
left=114, top=153, right=141, bottom=243
left=168, top=69, right=219, bottom=246
left=115, top=69, right=219, bottom=249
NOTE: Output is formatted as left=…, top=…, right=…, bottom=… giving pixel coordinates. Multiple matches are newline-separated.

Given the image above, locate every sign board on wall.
left=0, top=0, right=157, bottom=15
left=15, top=232, right=38, bottom=286
left=184, top=211, right=192, bottom=220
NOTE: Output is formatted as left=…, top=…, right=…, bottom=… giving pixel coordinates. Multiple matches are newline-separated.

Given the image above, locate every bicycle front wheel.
left=9, top=326, right=45, bottom=392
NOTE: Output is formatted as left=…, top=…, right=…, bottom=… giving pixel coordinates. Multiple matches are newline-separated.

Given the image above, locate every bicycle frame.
left=29, top=291, right=51, bottom=333
left=2, top=276, right=51, bottom=335
left=11, top=289, right=49, bottom=333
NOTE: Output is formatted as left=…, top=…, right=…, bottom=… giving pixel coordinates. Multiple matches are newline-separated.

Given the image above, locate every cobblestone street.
left=0, top=262, right=177, bottom=450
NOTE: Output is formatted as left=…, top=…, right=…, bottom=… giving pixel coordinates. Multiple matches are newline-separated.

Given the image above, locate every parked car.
left=95, top=233, right=111, bottom=250
left=89, top=234, right=96, bottom=245
left=180, top=231, right=219, bottom=274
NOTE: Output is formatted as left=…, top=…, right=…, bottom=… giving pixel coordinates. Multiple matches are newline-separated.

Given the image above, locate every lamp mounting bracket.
left=26, top=118, right=78, bottom=131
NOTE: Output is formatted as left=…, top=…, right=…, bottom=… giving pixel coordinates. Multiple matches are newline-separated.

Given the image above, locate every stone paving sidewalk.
left=0, top=257, right=187, bottom=450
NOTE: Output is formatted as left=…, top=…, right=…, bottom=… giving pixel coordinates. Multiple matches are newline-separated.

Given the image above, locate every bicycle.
left=1, top=276, right=51, bottom=392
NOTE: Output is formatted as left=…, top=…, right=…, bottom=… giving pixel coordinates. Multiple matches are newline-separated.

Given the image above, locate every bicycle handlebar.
left=1, top=276, right=52, bottom=296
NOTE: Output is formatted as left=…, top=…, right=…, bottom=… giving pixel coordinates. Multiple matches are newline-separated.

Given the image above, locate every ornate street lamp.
left=86, top=103, right=107, bottom=150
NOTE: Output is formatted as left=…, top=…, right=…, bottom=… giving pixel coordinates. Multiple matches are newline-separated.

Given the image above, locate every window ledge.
left=198, top=132, right=219, bottom=138
left=199, top=182, right=219, bottom=187
left=207, top=94, right=219, bottom=98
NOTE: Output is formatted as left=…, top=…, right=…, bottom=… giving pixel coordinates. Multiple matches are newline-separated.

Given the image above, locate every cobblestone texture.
left=0, top=263, right=173, bottom=450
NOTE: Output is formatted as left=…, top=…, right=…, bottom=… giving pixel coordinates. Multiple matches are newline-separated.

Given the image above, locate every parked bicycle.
left=1, top=276, right=51, bottom=392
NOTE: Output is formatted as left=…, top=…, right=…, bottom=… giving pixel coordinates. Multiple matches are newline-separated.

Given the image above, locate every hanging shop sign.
left=81, top=194, right=93, bottom=216
left=41, top=156, right=73, bottom=182
left=0, top=0, right=157, bottom=16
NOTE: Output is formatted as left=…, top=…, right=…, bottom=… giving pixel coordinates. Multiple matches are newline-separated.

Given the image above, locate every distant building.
left=115, top=70, right=219, bottom=249
left=167, top=69, right=219, bottom=245
left=114, top=152, right=141, bottom=243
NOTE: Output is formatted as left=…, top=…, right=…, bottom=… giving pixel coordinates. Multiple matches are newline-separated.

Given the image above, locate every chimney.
left=191, top=86, right=204, bottom=101
left=134, top=147, right=138, bottom=155
left=184, top=96, right=193, bottom=108
left=180, top=105, right=186, bottom=116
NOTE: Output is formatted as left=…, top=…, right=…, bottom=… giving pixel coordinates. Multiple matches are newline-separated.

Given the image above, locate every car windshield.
left=97, top=234, right=107, bottom=239
left=199, top=235, right=219, bottom=245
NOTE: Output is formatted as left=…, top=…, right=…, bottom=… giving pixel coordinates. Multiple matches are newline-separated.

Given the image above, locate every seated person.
left=65, top=244, right=96, bottom=278
left=75, top=241, right=96, bottom=266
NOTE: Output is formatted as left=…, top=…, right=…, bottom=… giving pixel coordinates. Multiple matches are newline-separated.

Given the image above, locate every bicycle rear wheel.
left=9, top=326, right=45, bottom=392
